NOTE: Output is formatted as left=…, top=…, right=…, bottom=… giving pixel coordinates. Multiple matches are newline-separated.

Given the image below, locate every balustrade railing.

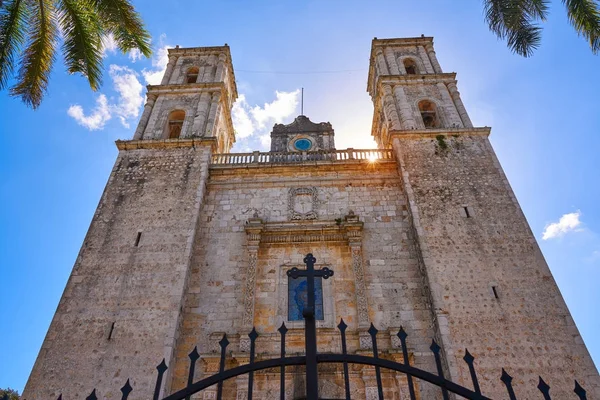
left=211, top=148, right=394, bottom=165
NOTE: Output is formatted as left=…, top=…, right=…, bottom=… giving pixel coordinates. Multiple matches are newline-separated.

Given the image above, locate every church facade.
left=23, top=37, right=599, bottom=399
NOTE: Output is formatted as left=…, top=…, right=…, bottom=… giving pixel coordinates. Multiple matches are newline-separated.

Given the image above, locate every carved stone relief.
left=242, top=251, right=258, bottom=327
left=288, top=187, right=318, bottom=220
left=352, top=246, right=370, bottom=327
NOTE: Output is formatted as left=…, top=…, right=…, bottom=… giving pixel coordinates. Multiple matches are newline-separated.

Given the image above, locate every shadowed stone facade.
left=23, top=38, right=599, bottom=400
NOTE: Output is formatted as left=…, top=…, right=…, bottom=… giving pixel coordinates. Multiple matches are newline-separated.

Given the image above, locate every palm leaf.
left=93, top=0, right=151, bottom=57
left=10, top=0, right=57, bottom=108
left=0, top=0, right=29, bottom=90
left=484, top=0, right=549, bottom=56
left=57, top=0, right=103, bottom=91
left=563, top=0, right=600, bottom=53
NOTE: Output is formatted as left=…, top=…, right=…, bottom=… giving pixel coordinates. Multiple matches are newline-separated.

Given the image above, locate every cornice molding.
left=147, top=82, right=226, bottom=95
left=389, top=127, right=491, bottom=139
left=115, top=137, right=217, bottom=151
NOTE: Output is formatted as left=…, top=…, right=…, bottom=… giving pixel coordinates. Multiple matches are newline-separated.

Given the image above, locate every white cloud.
left=231, top=95, right=255, bottom=138
left=67, top=65, right=144, bottom=130
left=251, top=90, right=300, bottom=129
left=128, top=48, right=143, bottom=62
left=232, top=90, right=300, bottom=139
left=142, top=35, right=171, bottom=85
left=542, top=211, right=583, bottom=240
left=67, top=94, right=111, bottom=130
left=101, top=34, right=118, bottom=57
left=109, top=65, right=144, bottom=128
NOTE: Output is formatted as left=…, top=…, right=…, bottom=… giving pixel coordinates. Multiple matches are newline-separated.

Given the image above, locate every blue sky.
left=1, top=0, right=599, bottom=393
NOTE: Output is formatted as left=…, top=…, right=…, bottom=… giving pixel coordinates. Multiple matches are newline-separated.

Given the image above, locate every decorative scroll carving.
left=352, top=246, right=370, bottom=327
left=289, top=187, right=318, bottom=220
left=242, top=250, right=258, bottom=327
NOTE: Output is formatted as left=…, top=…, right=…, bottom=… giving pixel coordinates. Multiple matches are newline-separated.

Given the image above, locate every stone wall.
left=22, top=144, right=212, bottom=400
left=169, top=161, right=440, bottom=398
left=393, top=131, right=600, bottom=398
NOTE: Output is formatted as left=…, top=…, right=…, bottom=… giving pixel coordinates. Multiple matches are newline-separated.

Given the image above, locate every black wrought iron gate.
left=31, top=254, right=590, bottom=400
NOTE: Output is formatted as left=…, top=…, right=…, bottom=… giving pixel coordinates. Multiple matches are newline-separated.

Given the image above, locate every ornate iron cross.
left=287, top=253, right=334, bottom=400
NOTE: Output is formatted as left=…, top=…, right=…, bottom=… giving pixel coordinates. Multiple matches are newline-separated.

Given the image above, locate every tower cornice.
left=370, top=73, right=457, bottom=98
left=388, top=127, right=491, bottom=139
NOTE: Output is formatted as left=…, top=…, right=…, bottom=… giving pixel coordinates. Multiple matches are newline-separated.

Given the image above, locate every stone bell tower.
left=133, top=45, right=238, bottom=153
left=22, top=44, right=238, bottom=400
left=368, top=36, right=600, bottom=398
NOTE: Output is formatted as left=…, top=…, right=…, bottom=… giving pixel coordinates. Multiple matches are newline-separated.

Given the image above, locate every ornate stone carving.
left=242, top=250, right=258, bottom=327
left=239, top=337, right=251, bottom=353
left=359, top=330, right=373, bottom=350
left=352, top=247, right=370, bottom=327
left=288, top=187, right=318, bottom=220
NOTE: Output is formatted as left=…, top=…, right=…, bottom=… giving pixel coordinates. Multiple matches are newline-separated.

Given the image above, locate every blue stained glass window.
left=294, top=138, right=312, bottom=151
left=288, top=276, right=324, bottom=321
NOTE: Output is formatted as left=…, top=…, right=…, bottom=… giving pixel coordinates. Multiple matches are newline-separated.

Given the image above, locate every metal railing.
left=211, top=148, right=395, bottom=165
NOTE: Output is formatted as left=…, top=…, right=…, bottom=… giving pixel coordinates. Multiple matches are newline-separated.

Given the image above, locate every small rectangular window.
left=492, top=286, right=499, bottom=299
left=463, top=206, right=471, bottom=218
left=288, top=276, right=324, bottom=321
left=107, top=322, right=115, bottom=340
left=134, top=232, right=142, bottom=247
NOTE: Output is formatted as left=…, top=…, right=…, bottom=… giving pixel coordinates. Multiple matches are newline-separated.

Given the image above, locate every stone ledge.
left=209, top=159, right=397, bottom=177
left=147, top=81, right=226, bottom=94
left=115, top=137, right=217, bottom=151
left=389, top=127, right=491, bottom=139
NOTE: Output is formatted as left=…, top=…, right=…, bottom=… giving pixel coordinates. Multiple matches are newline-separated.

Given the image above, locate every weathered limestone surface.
left=392, top=132, right=600, bottom=398
left=22, top=144, right=212, bottom=400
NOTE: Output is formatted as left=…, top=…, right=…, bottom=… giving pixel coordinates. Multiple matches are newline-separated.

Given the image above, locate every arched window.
left=403, top=58, right=418, bottom=75
left=186, top=67, right=199, bottom=84
left=166, top=110, right=185, bottom=139
left=418, top=100, right=439, bottom=128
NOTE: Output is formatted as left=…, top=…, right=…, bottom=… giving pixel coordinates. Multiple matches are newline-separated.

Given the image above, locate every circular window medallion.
left=293, top=138, right=312, bottom=151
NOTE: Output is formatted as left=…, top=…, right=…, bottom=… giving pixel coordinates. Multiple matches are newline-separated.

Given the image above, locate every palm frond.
left=563, top=0, right=600, bottom=53
left=10, top=0, right=57, bottom=108
left=93, top=0, right=151, bottom=57
left=484, top=0, right=548, bottom=56
left=57, top=0, right=103, bottom=91
left=0, top=0, right=29, bottom=90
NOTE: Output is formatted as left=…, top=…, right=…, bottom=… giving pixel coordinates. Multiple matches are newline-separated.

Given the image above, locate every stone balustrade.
left=211, top=148, right=395, bottom=165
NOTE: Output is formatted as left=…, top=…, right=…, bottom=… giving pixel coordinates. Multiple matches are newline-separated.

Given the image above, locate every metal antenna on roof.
left=301, top=87, right=304, bottom=116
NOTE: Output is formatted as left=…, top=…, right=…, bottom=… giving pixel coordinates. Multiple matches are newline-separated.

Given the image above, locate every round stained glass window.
left=294, top=138, right=312, bottom=151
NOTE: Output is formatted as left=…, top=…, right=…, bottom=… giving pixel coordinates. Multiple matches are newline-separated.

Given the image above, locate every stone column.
left=384, top=47, right=400, bottom=75
left=417, top=46, right=435, bottom=74
left=161, top=55, right=177, bottom=85
left=447, top=82, right=473, bottom=128
left=383, top=85, right=402, bottom=131
left=425, top=43, right=443, bottom=73
left=206, top=92, right=222, bottom=137
left=215, top=54, right=227, bottom=82
left=169, top=57, right=185, bottom=84
left=393, top=86, right=417, bottom=130
left=192, top=92, right=212, bottom=136
left=242, top=217, right=263, bottom=329
left=345, top=212, right=369, bottom=328
left=375, top=49, right=389, bottom=76
left=437, top=82, right=463, bottom=128
left=133, top=94, right=157, bottom=140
